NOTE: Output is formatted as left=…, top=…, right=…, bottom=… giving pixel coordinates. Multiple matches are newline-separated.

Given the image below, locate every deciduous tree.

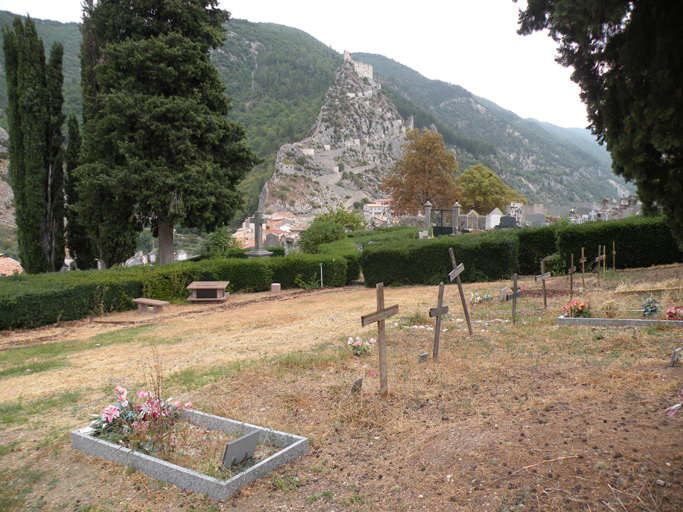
left=455, top=164, right=526, bottom=214
left=517, top=0, right=683, bottom=248
left=381, top=129, right=459, bottom=215
left=3, top=17, right=65, bottom=273
left=76, top=0, right=260, bottom=266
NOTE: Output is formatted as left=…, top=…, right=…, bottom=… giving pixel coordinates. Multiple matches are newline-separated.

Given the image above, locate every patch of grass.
left=270, top=349, right=347, bottom=370
left=0, top=440, right=19, bottom=457
left=166, top=360, right=251, bottom=392
left=0, top=325, right=156, bottom=370
left=0, top=389, right=84, bottom=427
left=0, top=358, right=70, bottom=380
left=0, top=464, right=46, bottom=512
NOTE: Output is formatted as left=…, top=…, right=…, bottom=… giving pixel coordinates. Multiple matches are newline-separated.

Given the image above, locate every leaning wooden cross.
left=448, top=248, right=473, bottom=335
left=595, top=245, right=606, bottom=285
left=579, top=247, right=587, bottom=289
left=361, top=283, right=399, bottom=398
left=506, top=273, right=524, bottom=324
left=567, top=254, right=577, bottom=300
left=535, top=260, right=551, bottom=308
left=429, top=282, right=449, bottom=362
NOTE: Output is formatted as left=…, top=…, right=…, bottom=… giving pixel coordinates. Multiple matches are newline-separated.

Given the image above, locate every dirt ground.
left=1, top=265, right=683, bottom=511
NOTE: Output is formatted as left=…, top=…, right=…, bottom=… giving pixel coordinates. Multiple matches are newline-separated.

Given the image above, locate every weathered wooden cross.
left=535, top=260, right=551, bottom=308
left=595, top=245, right=606, bottom=285
left=567, top=254, right=577, bottom=299
left=361, top=283, right=399, bottom=398
left=429, top=282, right=449, bottom=361
left=448, top=248, right=473, bottom=335
left=579, top=247, right=587, bottom=289
left=612, top=241, right=616, bottom=272
left=506, top=273, right=524, bottom=324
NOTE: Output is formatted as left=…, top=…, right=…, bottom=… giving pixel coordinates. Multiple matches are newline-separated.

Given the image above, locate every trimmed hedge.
left=555, top=216, right=683, bottom=271
left=360, top=230, right=519, bottom=287
left=516, top=225, right=560, bottom=275
left=0, top=253, right=346, bottom=330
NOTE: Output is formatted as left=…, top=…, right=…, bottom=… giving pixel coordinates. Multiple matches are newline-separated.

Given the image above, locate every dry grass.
left=1, top=265, right=683, bottom=511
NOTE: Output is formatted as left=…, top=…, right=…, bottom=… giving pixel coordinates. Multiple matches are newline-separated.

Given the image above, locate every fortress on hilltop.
left=343, top=50, right=373, bottom=80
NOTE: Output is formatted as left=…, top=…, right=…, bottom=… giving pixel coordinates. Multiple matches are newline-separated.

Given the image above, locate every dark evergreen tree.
left=518, top=0, right=683, bottom=248
left=76, top=0, right=260, bottom=266
left=3, top=17, right=65, bottom=273
left=64, top=113, right=96, bottom=269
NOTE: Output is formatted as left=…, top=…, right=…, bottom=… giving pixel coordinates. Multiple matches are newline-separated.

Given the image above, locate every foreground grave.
left=71, top=410, right=308, bottom=501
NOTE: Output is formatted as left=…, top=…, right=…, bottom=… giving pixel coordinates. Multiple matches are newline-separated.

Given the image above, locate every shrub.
left=299, top=220, right=346, bottom=254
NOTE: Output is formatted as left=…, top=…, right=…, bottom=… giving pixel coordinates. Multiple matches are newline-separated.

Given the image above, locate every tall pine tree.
left=3, top=17, right=65, bottom=273
left=76, top=0, right=260, bottom=266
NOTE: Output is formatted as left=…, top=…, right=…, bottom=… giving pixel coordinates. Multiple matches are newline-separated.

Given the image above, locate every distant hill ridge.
left=0, top=11, right=634, bottom=221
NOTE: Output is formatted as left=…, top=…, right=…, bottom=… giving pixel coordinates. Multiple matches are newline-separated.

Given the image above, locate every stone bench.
left=132, top=298, right=170, bottom=314
left=186, top=281, right=230, bottom=303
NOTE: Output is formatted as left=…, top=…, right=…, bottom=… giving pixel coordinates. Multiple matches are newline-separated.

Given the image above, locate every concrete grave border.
left=71, top=409, right=308, bottom=501
left=557, top=315, right=683, bottom=328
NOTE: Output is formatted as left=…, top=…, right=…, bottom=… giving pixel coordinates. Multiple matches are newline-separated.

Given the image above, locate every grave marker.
left=671, top=348, right=681, bottom=367
left=567, top=254, right=576, bottom=300
left=580, top=247, right=587, bottom=289
left=448, top=248, right=473, bottom=335
left=361, top=283, right=399, bottom=398
left=246, top=211, right=273, bottom=258
left=535, top=260, right=551, bottom=308
left=221, top=430, right=260, bottom=470
left=612, top=241, right=616, bottom=271
left=351, top=378, right=363, bottom=394
left=429, top=282, right=449, bottom=361
left=419, top=353, right=429, bottom=363
left=595, top=245, right=606, bottom=285
left=506, top=273, right=523, bottom=324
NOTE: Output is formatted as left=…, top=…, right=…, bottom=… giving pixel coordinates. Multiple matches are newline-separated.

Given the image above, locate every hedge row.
left=360, top=230, right=519, bottom=287
left=0, top=253, right=346, bottom=330
left=555, top=216, right=683, bottom=270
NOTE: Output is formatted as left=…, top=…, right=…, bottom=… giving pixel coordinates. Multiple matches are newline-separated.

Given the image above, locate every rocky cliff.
left=261, top=58, right=408, bottom=214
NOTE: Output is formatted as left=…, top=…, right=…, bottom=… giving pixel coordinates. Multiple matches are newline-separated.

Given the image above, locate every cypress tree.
left=2, top=17, right=66, bottom=273
left=76, top=0, right=260, bottom=266
left=64, top=113, right=96, bottom=269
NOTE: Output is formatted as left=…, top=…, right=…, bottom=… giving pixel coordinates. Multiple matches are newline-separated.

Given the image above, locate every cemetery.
left=1, top=247, right=683, bottom=510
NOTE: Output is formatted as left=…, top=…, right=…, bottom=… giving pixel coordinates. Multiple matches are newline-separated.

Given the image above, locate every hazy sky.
left=0, top=0, right=590, bottom=129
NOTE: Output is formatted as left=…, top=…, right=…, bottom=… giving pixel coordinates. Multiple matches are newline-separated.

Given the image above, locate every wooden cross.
left=603, top=245, right=608, bottom=276
left=448, top=248, right=473, bottom=335
left=535, top=260, right=551, bottom=308
left=429, top=282, right=449, bottom=361
left=567, top=254, right=577, bottom=299
left=505, top=273, right=523, bottom=324
left=579, top=247, right=587, bottom=289
left=361, top=283, right=399, bottom=398
left=595, top=245, right=606, bottom=285
left=612, top=241, right=616, bottom=272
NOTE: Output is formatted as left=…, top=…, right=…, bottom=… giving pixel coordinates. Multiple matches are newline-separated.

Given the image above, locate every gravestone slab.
left=221, top=430, right=260, bottom=469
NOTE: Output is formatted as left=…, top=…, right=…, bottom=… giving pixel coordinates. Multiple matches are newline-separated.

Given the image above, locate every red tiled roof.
left=0, top=256, right=24, bottom=277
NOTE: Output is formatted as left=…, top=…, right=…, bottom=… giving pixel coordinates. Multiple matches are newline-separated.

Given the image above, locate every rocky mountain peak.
left=260, top=55, right=409, bottom=215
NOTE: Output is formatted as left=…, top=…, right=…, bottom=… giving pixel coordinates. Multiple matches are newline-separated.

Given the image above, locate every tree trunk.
left=157, top=213, right=174, bottom=266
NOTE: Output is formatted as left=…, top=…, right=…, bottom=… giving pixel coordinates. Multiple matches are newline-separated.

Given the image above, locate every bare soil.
left=1, top=265, right=683, bottom=511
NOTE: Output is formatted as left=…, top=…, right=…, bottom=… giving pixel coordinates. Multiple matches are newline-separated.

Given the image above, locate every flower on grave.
left=90, top=385, right=188, bottom=455
left=666, top=388, right=683, bottom=417
left=102, top=405, right=120, bottom=423
left=347, top=336, right=375, bottom=356
left=665, top=307, right=683, bottom=321
left=642, top=297, right=661, bottom=317
left=562, top=299, right=591, bottom=318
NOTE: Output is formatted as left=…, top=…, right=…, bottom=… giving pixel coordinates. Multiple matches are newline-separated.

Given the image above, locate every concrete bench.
left=186, top=281, right=230, bottom=303
left=132, top=298, right=170, bottom=314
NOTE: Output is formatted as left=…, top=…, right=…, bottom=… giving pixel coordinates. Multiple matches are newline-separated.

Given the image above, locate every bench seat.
left=132, top=298, right=170, bottom=314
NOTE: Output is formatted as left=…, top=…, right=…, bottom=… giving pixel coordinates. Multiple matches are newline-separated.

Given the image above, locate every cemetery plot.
left=2, top=264, right=683, bottom=511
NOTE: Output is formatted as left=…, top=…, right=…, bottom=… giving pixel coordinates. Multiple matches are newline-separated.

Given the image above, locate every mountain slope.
left=352, top=52, right=634, bottom=203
